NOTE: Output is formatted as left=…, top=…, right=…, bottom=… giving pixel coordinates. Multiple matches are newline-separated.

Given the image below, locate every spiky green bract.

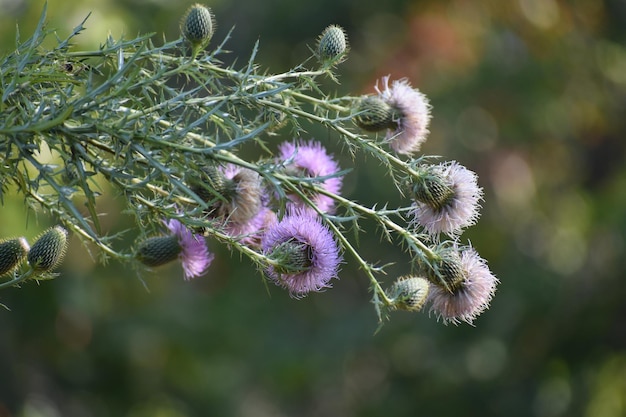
left=27, top=226, right=68, bottom=273
left=135, top=235, right=181, bottom=268
left=317, top=25, right=348, bottom=64
left=411, top=166, right=455, bottom=211
left=180, top=4, right=215, bottom=58
left=423, top=248, right=466, bottom=294
left=0, top=238, right=30, bottom=276
left=262, top=208, right=341, bottom=298
left=355, top=96, right=398, bottom=132
left=187, top=165, right=228, bottom=203
left=386, top=276, right=430, bottom=312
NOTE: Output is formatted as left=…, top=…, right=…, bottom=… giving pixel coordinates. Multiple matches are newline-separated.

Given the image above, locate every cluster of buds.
left=0, top=226, right=68, bottom=287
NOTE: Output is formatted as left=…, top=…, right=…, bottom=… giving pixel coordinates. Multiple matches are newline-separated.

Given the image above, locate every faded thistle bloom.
left=224, top=206, right=277, bottom=248
left=189, top=164, right=264, bottom=224
left=135, top=219, right=213, bottom=280
left=356, top=75, right=431, bottom=155
left=262, top=208, right=341, bottom=297
left=277, top=140, right=343, bottom=213
left=317, top=25, right=348, bottom=64
left=425, top=246, right=498, bottom=325
left=386, top=276, right=430, bottom=312
left=0, top=237, right=30, bottom=276
left=219, top=164, right=264, bottom=224
left=188, top=164, right=271, bottom=246
left=28, top=226, right=68, bottom=273
left=409, top=161, right=483, bottom=236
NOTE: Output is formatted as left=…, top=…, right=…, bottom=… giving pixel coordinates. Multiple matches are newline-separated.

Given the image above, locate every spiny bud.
left=317, top=25, right=348, bottom=63
left=355, top=96, right=397, bottom=132
left=386, top=276, right=430, bottom=312
left=425, top=250, right=466, bottom=293
left=181, top=4, right=215, bottom=57
left=0, top=237, right=30, bottom=276
left=135, top=236, right=181, bottom=268
left=411, top=168, right=455, bottom=211
left=267, top=239, right=312, bottom=275
left=28, top=226, right=68, bottom=273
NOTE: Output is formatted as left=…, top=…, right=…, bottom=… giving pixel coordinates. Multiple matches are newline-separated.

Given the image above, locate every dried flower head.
left=219, top=165, right=264, bottom=224
left=317, top=25, right=348, bottom=64
left=277, top=140, right=343, bottom=213
left=262, top=208, right=341, bottom=297
left=136, top=219, right=213, bottom=280
left=0, top=237, right=30, bottom=276
left=27, top=226, right=68, bottom=273
left=374, top=76, right=431, bottom=155
left=224, top=206, right=277, bottom=248
left=427, top=247, right=498, bottom=325
left=410, top=161, right=483, bottom=236
left=386, top=276, right=430, bottom=312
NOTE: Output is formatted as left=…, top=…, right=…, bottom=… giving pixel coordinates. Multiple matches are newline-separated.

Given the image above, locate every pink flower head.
left=165, top=218, right=214, bottom=280
left=427, top=247, right=498, bottom=325
left=410, top=161, right=482, bottom=236
left=277, top=140, right=343, bottom=213
left=262, top=207, right=342, bottom=297
left=376, top=75, right=431, bottom=155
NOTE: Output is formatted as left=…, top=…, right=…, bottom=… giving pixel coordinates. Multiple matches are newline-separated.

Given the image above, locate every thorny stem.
left=0, top=11, right=492, bottom=328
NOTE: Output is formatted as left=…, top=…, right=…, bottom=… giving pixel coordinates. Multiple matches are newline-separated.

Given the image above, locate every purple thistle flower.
left=262, top=208, right=341, bottom=297
left=375, top=75, right=431, bottom=155
left=277, top=140, right=343, bottom=213
left=410, top=161, right=483, bottom=236
left=427, top=247, right=498, bottom=325
left=165, top=218, right=214, bottom=280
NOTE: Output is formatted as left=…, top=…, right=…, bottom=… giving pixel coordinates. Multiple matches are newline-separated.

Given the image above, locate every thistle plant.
left=0, top=4, right=499, bottom=327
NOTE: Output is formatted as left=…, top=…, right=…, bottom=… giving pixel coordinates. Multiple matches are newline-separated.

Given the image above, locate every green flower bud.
left=317, top=25, right=348, bottom=63
left=28, top=226, right=68, bottom=272
left=135, top=235, right=182, bottom=268
left=181, top=4, right=215, bottom=57
left=0, top=237, right=30, bottom=276
left=355, top=96, right=397, bottom=132
left=386, top=276, right=430, bottom=312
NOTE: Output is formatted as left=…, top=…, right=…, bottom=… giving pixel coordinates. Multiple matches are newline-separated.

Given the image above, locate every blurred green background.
left=1, top=0, right=626, bottom=416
